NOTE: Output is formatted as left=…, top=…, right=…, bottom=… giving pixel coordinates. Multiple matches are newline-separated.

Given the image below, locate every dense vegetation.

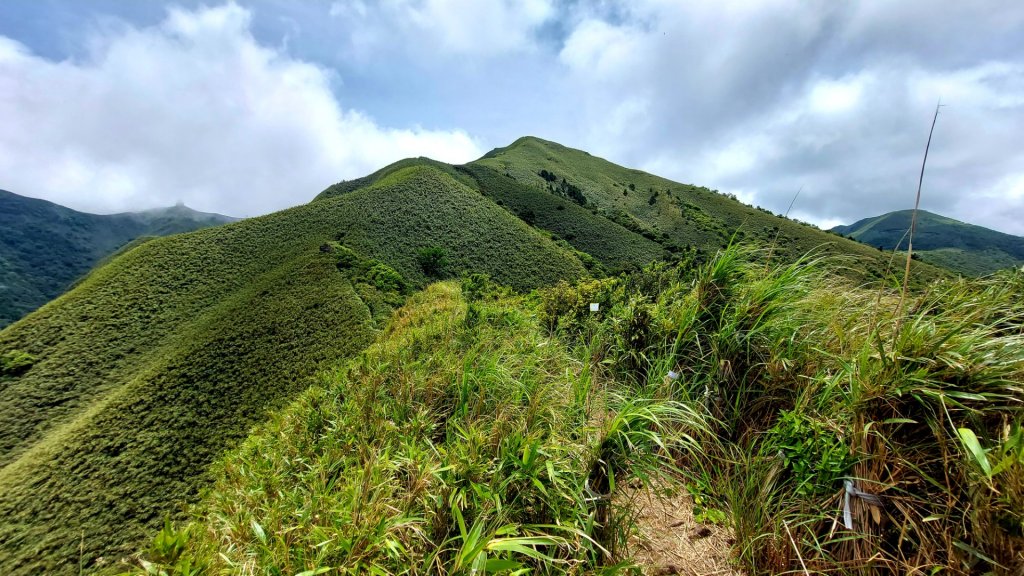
left=129, top=280, right=704, bottom=575
left=833, top=209, right=1024, bottom=276
left=133, top=246, right=1023, bottom=574
left=476, top=137, right=947, bottom=285
left=0, top=166, right=587, bottom=574
left=562, top=247, right=1024, bottom=573
left=456, top=163, right=666, bottom=274
left=0, top=190, right=236, bottom=327
left=6, top=137, right=999, bottom=574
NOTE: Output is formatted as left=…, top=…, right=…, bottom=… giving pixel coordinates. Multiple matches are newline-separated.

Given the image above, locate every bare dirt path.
left=626, top=483, right=742, bottom=576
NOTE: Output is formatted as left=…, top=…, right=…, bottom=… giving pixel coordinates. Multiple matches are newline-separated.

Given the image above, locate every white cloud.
left=328, top=0, right=554, bottom=59
left=0, top=3, right=482, bottom=216
left=807, top=75, right=867, bottom=115
left=551, top=0, right=1024, bottom=235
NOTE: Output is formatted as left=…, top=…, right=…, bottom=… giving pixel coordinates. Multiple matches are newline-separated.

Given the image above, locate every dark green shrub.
left=460, top=273, right=508, bottom=302
left=0, top=350, right=35, bottom=376
left=767, top=409, right=852, bottom=496
left=333, top=244, right=360, bottom=269
left=365, top=263, right=405, bottom=293
left=416, top=246, right=448, bottom=277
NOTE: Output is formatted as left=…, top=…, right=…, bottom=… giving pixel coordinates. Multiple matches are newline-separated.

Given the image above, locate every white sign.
left=589, top=302, right=600, bottom=312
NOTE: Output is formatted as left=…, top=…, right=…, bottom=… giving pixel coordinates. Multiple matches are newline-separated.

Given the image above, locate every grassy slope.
left=0, top=167, right=586, bottom=574
left=132, top=280, right=700, bottom=575
left=316, top=156, right=477, bottom=198
left=144, top=282, right=595, bottom=572
left=0, top=190, right=236, bottom=327
left=833, top=209, right=1024, bottom=275
left=332, top=166, right=587, bottom=289
left=456, top=163, right=667, bottom=273
left=144, top=249, right=1023, bottom=575
left=319, top=158, right=667, bottom=274
left=474, top=137, right=947, bottom=284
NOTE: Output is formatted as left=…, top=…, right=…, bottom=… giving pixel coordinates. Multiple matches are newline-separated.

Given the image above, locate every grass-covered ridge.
left=317, top=138, right=944, bottom=283
left=135, top=246, right=1023, bottom=574
left=329, top=166, right=588, bottom=289
left=833, top=209, right=1024, bottom=276
left=0, top=166, right=588, bottom=574
left=316, top=157, right=478, bottom=200
left=474, top=137, right=948, bottom=284
left=132, top=280, right=704, bottom=575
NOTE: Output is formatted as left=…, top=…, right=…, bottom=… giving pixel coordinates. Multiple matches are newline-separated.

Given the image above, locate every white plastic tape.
left=843, top=480, right=854, bottom=530
left=843, top=480, right=883, bottom=530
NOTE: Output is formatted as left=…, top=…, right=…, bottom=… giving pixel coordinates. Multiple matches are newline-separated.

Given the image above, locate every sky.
left=0, top=1, right=1022, bottom=235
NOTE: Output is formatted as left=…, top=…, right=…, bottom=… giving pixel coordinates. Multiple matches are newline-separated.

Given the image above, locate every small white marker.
left=667, top=370, right=680, bottom=380
left=589, top=302, right=600, bottom=312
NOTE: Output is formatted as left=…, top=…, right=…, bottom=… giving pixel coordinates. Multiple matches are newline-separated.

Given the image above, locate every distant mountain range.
left=0, top=190, right=237, bottom=327
left=832, top=209, right=1024, bottom=276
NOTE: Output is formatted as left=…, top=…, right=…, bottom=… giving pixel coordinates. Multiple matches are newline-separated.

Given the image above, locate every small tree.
left=416, top=246, right=448, bottom=277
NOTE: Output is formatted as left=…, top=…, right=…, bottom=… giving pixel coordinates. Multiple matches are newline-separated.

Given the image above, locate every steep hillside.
left=456, top=163, right=667, bottom=274
left=473, top=137, right=947, bottom=283
left=320, top=158, right=667, bottom=275
left=0, top=190, right=237, bottom=327
left=833, top=209, right=1024, bottom=275
left=130, top=281, right=619, bottom=573
left=0, top=167, right=587, bottom=574
left=134, top=251, right=1024, bottom=575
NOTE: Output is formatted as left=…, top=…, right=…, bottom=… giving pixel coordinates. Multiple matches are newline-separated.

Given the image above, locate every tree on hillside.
left=416, top=246, right=448, bottom=277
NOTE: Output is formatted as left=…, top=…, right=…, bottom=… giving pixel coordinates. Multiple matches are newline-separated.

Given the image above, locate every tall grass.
left=896, top=101, right=942, bottom=330
left=129, top=278, right=705, bottom=575
left=539, top=244, right=1023, bottom=574
left=130, top=245, right=1020, bottom=575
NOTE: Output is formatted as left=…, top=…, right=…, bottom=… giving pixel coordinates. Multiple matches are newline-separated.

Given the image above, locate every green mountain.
left=0, top=190, right=237, bottom=328
left=832, top=209, right=1024, bottom=276
left=0, top=165, right=587, bottom=574
left=326, top=136, right=946, bottom=284
left=0, top=138, right=950, bottom=574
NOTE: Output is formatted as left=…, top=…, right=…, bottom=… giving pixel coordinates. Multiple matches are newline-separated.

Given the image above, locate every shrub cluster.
left=537, top=244, right=1024, bottom=574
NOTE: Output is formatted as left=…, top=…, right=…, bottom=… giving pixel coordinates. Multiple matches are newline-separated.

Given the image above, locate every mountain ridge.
left=0, top=189, right=238, bottom=327
left=0, top=164, right=588, bottom=574
left=832, top=208, right=1024, bottom=275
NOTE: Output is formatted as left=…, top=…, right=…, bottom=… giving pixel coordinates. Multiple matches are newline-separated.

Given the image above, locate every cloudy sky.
left=1, top=1, right=1022, bottom=234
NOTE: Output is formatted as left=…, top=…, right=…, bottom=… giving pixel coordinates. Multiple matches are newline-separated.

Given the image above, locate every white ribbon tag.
left=844, top=480, right=883, bottom=530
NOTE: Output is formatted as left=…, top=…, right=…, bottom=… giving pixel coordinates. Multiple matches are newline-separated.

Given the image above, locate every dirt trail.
left=627, top=483, right=742, bottom=576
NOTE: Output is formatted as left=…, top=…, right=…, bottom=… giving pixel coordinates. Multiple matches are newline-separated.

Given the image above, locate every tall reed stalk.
left=895, top=101, right=941, bottom=332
